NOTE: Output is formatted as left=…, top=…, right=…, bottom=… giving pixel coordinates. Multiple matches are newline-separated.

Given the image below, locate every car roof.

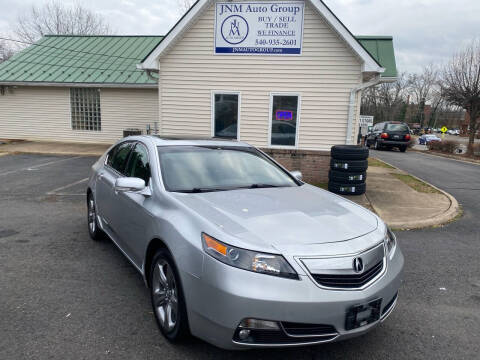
left=122, top=135, right=253, bottom=148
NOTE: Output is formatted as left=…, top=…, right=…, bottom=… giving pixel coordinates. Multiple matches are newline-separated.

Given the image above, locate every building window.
left=212, top=92, right=239, bottom=139
left=270, top=94, right=300, bottom=147
left=70, top=88, right=101, bottom=131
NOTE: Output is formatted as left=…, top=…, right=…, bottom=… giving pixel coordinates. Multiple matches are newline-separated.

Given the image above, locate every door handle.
left=98, top=174, right=104, bottom=181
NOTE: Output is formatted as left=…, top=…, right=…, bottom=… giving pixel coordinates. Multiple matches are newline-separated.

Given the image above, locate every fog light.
left=238, top=329, right=251, bottom=340
left=238, top=318, right=280, bottom=330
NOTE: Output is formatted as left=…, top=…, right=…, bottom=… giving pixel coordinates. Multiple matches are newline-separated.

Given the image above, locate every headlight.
left=201, top=233, right=298, bottom=279
left=385, top=227, right=397, bottom=258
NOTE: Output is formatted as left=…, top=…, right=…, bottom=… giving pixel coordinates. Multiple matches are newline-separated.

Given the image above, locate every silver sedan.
left=87, top=135, right=403, bottom=349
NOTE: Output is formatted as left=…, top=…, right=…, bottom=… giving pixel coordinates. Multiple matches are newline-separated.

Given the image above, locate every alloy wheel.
left=88, top=197, right=96, bottom=234
left=152, top=259, right=178, bottom=333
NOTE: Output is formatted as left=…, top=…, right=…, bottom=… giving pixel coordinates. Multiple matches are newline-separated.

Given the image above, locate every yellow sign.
left=441, top=126, right=448, bottom=133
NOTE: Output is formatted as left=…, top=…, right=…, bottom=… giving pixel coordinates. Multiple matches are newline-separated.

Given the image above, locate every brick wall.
left=262, top=148, right=330, bottom=184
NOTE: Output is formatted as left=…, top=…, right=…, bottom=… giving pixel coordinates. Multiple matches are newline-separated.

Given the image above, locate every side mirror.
left=115, top=177, right=146, bottom=193
left=290, top=170, right=303, bottom=181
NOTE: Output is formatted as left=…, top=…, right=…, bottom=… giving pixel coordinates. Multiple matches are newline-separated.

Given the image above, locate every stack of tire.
left=328, top=145, right=369, bottom=195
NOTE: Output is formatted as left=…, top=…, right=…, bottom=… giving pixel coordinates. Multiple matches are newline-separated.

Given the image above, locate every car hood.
left=172, top=184, right=378, bottom=252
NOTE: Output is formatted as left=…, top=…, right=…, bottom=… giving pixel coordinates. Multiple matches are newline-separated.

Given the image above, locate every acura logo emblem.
left=353, top=258, right=364, bottom=273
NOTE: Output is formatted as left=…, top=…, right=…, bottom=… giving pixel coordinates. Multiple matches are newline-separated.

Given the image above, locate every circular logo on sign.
left=221, top=15, right=249, bottom=45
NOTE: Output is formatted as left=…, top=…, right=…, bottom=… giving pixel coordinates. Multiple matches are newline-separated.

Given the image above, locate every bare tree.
left=177, top=0, right=196, bottom=14
left=0, top=39, right=14, bottom=63
left=361, top=72, right=408, bottom=123
left=407, top=65, right=438, bottom=127
left=440, top=41, right=480, bottom=154
left=14, top=1, right=112, bottom=43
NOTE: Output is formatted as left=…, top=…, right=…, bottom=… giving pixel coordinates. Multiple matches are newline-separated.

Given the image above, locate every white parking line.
left=47, top=177, right=89, bottom=195
left=0, top=156, right=83, bottom=177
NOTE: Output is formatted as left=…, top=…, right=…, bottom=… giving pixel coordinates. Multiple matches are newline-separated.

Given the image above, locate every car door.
left=111, top=142, right=153, bottom=266
left=367, top=123, right=378, bottom=145
left=95, top=141, right=133, bottom=240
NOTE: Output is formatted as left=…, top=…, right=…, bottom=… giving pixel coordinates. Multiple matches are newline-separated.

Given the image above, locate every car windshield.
left=158, top=146, right=298, bottom=193
left=385, top=123, right=409, bottom=132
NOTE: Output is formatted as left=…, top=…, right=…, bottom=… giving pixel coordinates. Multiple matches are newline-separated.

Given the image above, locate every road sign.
left=441, top=126, right=448, bottom=133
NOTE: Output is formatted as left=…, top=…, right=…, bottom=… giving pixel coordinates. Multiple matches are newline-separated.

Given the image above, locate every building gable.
left=139, top=0, right=385, bottom=76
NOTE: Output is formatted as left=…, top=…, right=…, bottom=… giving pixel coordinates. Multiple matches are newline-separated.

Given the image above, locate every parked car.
left=418, top=134, right=442, bottom=145
left=87, top=136, right=403, bottom=350
left=365, top=121, right=411, bottom=152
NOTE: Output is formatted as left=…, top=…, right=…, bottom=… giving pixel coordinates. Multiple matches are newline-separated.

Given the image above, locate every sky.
left=1, top=0, right=479, bottom=74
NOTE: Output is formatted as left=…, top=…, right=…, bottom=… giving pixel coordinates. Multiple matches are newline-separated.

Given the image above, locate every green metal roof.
left=0, top=35, right=163, bottom=85
left=0, top=34, right=396, bottom=85
left=356, top=36, right=398, bottom=78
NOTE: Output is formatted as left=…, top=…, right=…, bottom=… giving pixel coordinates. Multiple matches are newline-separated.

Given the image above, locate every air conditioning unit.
left=123, top=128, right=142, bottom=137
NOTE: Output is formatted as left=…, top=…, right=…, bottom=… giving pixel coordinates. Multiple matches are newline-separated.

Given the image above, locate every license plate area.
left=345, top=299, right=382, bottom=330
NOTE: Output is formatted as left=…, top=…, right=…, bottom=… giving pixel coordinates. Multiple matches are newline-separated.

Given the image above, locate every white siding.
left=159, top=0, right=362, bottom=150
left=0, top=87, right=158, bottom=143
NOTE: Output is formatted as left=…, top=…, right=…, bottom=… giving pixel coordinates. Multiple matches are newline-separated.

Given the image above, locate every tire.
left=329, top=170, right=367, bottom=184
left=400, top=146, right=407, bottom=152
left=87, top=192, right=104, bottom=241
left=328, top=181, right=366, bottom=195
left=150, top=249, right=189, bottom=342
left=374, top=139, right=381, bottom=150
left=331, top=145, right=369, bottom=160
left=330, top=158, right=368, bottom=172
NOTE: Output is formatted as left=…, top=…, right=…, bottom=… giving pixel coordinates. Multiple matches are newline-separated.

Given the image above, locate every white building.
left=0, top=0, right=397, bottom=182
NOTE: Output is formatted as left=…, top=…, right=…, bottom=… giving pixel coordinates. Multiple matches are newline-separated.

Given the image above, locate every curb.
left=370, top=158, right=461, bottom=230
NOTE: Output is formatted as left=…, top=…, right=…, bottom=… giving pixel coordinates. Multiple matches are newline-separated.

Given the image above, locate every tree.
left=177, top=0, right=196, bottom=14
left=14, top=1, right=111, bottom=43
left=407, top=65, right=438, bottom=127
left=361, top=72, right=408, bottom=123
left=440, top=41, right=480, bottom=154
left=0, top=40, right=14, bottom=63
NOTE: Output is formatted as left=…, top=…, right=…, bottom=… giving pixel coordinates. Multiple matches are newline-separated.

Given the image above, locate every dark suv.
left=366, top=122, right=411, bottom=152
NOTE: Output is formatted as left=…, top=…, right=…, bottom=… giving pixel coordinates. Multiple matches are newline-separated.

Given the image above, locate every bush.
left=427, top=140, right=459, bottom=154
left=473, top=143, right=480, bottom=157
left=427, top=141, right=443, bottom=151
left=442, top=140, right=459, bottom=154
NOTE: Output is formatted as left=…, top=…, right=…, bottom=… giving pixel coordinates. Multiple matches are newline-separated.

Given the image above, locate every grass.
left=368, top=157, right=395, bottom=169
left=391, top=173, right=441, bottom=194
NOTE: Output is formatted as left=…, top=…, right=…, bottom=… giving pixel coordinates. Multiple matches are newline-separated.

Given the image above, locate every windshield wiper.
left=248, top=183, right=282, bottom=189
left=175, top=187, right=227, bottom=193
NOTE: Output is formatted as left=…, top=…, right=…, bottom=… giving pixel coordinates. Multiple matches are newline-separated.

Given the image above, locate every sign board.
left=276, top=110, right=293, bottom=121
left=359, top=115, right=374, bottom=127
left=214, top=1, right=305, bottom=55
left=441, top=126, right=448, bottom=133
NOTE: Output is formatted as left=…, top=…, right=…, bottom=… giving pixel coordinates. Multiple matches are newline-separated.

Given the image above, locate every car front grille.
left=311, top=259, right=384, bottom=289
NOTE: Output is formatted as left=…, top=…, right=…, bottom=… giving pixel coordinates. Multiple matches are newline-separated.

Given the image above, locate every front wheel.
left=150, top=250, right=189, bottom=342
left=87, top=193, right=103, bottom=241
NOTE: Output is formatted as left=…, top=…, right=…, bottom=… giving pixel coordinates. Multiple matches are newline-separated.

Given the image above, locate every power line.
left=0, top=36, right=150, bottom=61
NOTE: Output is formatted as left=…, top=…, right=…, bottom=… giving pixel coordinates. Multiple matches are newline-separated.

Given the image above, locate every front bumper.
left=182, top=247, right=404, bottom=350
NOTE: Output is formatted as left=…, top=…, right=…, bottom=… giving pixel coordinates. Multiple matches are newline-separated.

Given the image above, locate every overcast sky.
left=1, top=0, right=478, bottom=73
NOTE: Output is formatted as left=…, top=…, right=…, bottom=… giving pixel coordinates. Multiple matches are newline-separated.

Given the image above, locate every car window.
left=126, top=143, right=150, bottom=185
left=106, top=146, right=117, bottom=167
left=110, top=142, right=132, bottom=174
left=158, top=146, right=298, bottom=192
left=385, top=123, right=409, bottom=132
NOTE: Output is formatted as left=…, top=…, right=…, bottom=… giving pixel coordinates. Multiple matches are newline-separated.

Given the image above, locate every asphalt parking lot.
left=1, top=153, right=479, bottom=359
